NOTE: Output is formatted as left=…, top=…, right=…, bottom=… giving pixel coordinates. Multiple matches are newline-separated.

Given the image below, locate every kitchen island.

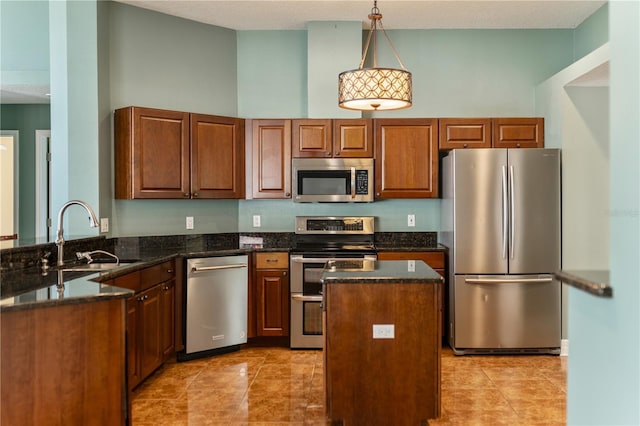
left=321, top=259, right=444, bottom=425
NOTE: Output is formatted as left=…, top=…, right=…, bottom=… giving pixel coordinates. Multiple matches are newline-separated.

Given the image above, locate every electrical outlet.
left=186, top=216, right=194, bottom=229
left=408, top=214, right=415, bottom=227
left=253, top=215, right=261, bottom=227
left=373, top=324, right=395, bottom=339
left=407, top=260, right=415, bottom=272
left=100, top=218, right=109, bottom=233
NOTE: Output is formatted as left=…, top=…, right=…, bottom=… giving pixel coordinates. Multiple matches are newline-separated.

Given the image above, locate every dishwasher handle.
left=191, top=263, right=247, bottom=273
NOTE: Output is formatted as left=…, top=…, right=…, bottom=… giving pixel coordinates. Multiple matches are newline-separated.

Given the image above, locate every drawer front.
left=377, top=251, right=445, bottom=269
left=255, top=252, right=289, bottom=269
left=140, top=260, right=176, bottom=290
left=113, top=271, right=141, bottom=292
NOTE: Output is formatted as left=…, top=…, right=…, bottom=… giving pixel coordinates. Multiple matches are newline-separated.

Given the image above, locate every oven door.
left=290, top=294, right=323, bottom=349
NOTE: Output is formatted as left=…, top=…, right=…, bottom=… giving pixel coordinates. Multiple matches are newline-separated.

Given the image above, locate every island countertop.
left=321, top=259, right=444, bottom=284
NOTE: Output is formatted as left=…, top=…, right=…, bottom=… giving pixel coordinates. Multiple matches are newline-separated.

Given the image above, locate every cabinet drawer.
left=113, top=271, right=141, bottom=292
left=140, top=260, right=176, bottom=291
left=377, top=251, right=445, bottom=269
left=255, top=252, right=289, bottom=269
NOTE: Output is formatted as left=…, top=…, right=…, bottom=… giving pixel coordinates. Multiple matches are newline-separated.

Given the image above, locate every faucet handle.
left=76, top=251, right=93, bottom=263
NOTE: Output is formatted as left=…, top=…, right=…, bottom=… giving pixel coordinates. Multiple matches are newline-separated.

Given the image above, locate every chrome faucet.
left=55, top=200, right=99, bottom=266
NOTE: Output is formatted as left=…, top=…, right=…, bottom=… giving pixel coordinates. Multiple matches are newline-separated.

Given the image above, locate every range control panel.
left=295, top=216, right=375, bottom=234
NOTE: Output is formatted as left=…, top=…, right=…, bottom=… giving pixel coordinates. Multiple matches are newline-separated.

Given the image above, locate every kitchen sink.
left=60, top=262, right=137, bottom=272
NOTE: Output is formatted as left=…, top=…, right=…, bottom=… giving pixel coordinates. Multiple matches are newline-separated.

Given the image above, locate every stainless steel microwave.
left=292, top=158, right=374, bottom=202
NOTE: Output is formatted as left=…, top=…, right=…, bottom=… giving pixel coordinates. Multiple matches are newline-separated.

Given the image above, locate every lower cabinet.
left=116, top=260, right=176, bottom=390
left=377, top=251, right=447, bottom=340
left=253, top=252, right=290, bottom=337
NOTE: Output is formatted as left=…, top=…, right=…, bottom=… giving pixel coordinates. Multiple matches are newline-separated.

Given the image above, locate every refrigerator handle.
left=501, top=165, right=508, bottom=259
left=509, top=165, right=515, bottom=260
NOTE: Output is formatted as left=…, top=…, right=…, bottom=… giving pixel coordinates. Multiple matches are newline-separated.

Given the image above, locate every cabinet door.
left=438, top=118, right=492, bottom=150
left=114, top=106, right=190, bottom=199
left=138, top=285, right=163, bottom=380
left=256, top=270, right=289, bottom=336
left=375, top=119, right=439, bottom=198
left=191, top=114, right=245, bottom=199
left=292, top=119, right=332, bottom=158
left=333, top=119, right=373, bottom=158
left=252, top=120, right=292, bottom=199
left=492, top=118, right=544, bottom=148
left=160, top=280, right=175, bottom=360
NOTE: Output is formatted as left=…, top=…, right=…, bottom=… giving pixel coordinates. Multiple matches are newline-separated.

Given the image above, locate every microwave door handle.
left=351, top=167, right=356, bottom=199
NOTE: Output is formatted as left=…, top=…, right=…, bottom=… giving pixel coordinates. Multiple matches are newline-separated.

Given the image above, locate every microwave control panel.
left=355, top=170, right=369, bottom=194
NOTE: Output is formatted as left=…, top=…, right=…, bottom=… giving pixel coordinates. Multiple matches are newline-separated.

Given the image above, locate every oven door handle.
left=291, top=294, right=323, bottom=302
left=290, top=256, right=377, bottom=264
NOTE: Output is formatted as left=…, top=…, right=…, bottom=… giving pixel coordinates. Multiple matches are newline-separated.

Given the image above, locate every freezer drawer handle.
left=291, top=294, right=323, bottom=302
left=464, top=277, right=553, bottom=284
left=191, top=264, right=247, bottom=272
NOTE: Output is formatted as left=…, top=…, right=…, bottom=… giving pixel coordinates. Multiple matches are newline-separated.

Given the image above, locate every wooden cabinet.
left=1, top=299, right=128, bottom=425
left=292, top=119, right=373, bottom=158
left=438, top=117, right=544, bottom=150
left=253, top=252, right=289, bottom=337
left=438, top=118, right=492, bottom=150
left=492, top=117, right=544, bottom=148
left=250, top=119, right=292, bottom=199
left=378, top=251, right=447, bottom=340
left=115, top=260, right=176, bottom=390
left=374, top=118, right=439, bottom=199
left=114, top=106, right=245, bottom=199
left=324, top=279, right=441, bottom=423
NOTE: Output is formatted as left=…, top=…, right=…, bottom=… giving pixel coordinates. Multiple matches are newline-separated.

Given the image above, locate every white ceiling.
left=113, top=0, right=606, bottom=30
left=2, top=0, right=606, bottom=104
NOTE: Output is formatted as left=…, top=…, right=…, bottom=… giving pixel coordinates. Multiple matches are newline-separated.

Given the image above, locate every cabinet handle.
left=335, top=152, right=340, bottom=156
left=326, top=152, right=331, bottom=156
left=463, top=143, right=468, bottom=148
left=167, top=269, right=174, bottom=274
left=266, top=258, right=278, bottom=263
left=285, top=192, right=291, bottom=197
left=282, top=271, right=287, bottom=276
left=193, top=192, right=199, bottom=198
left=184, top=193, right=190, bottom=198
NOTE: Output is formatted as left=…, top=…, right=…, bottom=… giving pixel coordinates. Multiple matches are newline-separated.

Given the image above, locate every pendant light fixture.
left=338, top=0, right=412, bottom=111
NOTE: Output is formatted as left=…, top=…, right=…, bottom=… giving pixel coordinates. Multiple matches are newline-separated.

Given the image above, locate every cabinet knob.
left=463, top=143, right=468, bottom=148
left=326, top=152, right=331, bottom=156
left=282, top=271, right=287, bottom=276
left=193, top=192, right=199, bottom=198
left=335, top=152, right=340, bottom=156
left=184, top=193, right=190, bottom=198
left=266, top=258, right=277, bottom=263
left=516, top=143, right=521, bottom=148
left=167, top=269, right=174, bottom=274
left=285, top=192, right=291, bottom=197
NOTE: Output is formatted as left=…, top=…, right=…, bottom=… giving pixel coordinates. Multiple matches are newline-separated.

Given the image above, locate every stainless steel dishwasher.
left=182, top=255, right=248, bottom=360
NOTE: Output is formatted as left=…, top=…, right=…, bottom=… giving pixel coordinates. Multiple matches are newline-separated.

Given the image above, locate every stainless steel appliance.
left=290, top=216, right=377, bottom=348
left=441, top=148, right=561, bottom=355
left=292, top=158, right=374, bottom=202
left=181, top=255, right=249, bottom=360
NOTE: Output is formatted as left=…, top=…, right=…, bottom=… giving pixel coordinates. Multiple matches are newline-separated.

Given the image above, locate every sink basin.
left=61, top=262, right=135, bottom=272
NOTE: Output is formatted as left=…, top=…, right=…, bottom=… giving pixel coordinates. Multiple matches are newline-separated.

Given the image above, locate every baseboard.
left=560, top=339, right=569, bottom=356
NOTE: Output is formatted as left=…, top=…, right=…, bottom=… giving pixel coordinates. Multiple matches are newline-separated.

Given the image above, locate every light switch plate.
left=407, top=260, right=415, bottom=272
left=408, top=214, right=415, bottom=227
left=373, top=324, right=395, bottom=339
left=100, top=218, right=109, bottom=233
left=186, top=216, right=194, bottom=229
left=253, top=215, right=261, bottom=227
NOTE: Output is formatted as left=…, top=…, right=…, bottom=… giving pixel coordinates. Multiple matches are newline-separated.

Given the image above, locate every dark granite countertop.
left=321, top=260, right=444, bottom=284
left=554, top=270, right=612, bottom=298
left=374, top=245, right=447, bottom=252
left=0, top=270, right=134, bottom=312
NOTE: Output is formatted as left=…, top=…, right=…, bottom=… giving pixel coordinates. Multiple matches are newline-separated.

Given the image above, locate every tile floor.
left=131, top=345, right=567, bottom=425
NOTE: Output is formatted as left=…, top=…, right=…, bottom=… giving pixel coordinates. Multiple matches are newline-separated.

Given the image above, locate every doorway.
left=35, top=129, right=51, bottom=241
left=0, top=130, right=19, bottom=248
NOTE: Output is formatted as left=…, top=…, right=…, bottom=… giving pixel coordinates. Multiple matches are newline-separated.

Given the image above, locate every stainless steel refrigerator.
left=441, top=148, right=561, bottom=355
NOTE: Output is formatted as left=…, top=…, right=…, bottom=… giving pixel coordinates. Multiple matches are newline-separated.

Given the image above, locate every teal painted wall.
left=567, top=2, right=640, bottom=424
left=237, top=30, right=307, bottom=118
left=573, top=3, right=608, bottom=61
left=107, top=2, right=240, bottom=237
left=0, top=104, right=51, bottom=240
left=0, top=0, right=49, bottom=86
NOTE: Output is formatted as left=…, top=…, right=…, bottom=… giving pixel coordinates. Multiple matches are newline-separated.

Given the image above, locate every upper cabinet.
left=292, top=119, right=373, bottom=158
left=114, top=106, right=245, bottom=199
left=250, top=119, right=292, bottom=199
left=438, top=118, right=492, bottom=150
left=492, top=118, right=544, bottom=149
left=438, top=117, right=544, bottom=150
left=375, top=119, right=439, bottom=199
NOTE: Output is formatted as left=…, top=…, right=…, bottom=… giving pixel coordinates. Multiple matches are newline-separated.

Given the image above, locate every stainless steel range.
left=290, top=216, right=377, bottom=349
